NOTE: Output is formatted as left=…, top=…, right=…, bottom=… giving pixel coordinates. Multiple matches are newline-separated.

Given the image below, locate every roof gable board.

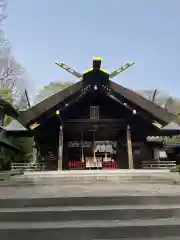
left=0, top=99, right=19, bottom=118
left=109, top=81, right=176, bottom=124
left=18, top=81, right=83, bottom=126
left=17, top=80, right=176, bottom=127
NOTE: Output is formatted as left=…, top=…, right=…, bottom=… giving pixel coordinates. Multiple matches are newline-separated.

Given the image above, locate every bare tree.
left=0, top=0, right=29, bottom=109
left=0, top=0, right=8, bottom=53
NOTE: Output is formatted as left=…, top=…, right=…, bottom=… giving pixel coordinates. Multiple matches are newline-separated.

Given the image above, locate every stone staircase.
left=1, top=195, right=180, bottom=239
left=1, top=169, right=180, bottom=186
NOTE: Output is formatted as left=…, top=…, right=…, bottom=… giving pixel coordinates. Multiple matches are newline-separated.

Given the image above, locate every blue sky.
left=5, top=0, right=180, bottom=99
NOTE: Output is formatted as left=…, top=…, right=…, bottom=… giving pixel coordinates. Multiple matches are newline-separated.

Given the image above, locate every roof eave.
left=109, top=80, right=176, bottom=125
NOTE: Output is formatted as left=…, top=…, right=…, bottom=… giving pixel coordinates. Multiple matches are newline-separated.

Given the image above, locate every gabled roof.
left=18, top=81, right=83, bottom=126
left=17, top=79, right=176, bottom=127
left=161, top=122, right=180, bottom=131
left=109, top=81, right=176, bottom=124
left=0, top=138, right=19, bottom=151
left=4, top=119, right=28, bottom=131
left=0, top=130, right=19, bottom=151
left=0, top=99, right=19, bottom=118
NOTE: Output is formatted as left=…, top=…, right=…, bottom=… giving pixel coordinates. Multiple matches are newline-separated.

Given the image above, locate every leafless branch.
left=0, top=0, right=29, bottom=109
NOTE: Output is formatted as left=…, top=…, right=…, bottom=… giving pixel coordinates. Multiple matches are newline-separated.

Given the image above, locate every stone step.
left=0, top=204, right=180, bottom=222
left=0, top=179, right=180, bottom=239
left=115, top=238, right=180, bottom=240
left=0, top=219, right=180, bottom=239
left=0, top=170, right=179, bottom=186
left=1, top=195, right=180, bottom=208
left=0, top=178, right=178, bottom=186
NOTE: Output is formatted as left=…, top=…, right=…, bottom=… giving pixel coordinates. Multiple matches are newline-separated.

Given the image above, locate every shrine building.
left=4, top=57, right=179, bottom=170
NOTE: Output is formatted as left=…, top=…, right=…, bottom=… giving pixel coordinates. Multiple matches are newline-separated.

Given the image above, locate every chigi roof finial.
left=55, top=58, right=135, bottom=80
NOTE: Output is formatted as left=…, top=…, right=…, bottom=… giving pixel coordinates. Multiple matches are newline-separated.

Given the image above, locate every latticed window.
left=90, top=106, right=99, bottom=120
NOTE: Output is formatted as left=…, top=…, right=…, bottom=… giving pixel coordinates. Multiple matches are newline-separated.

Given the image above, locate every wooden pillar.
left=58, top=125, right=63, bottom=170
left=32, top=136, right=37, bottom=165
left=126, top=124, right=134, bottom=169
left=62, top=139, right=69, bottom=170
left=32, top=145, right=37, bottom=164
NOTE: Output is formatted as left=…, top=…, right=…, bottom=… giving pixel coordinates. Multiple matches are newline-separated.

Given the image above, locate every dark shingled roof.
left=0, top=99, right=19, bottom=118
left=109, top=81, right=176, bottom=124
left=0, top=138, right=19, bottom=151
left=17, top=80, right=176, bottom=127
left=18, top=81, right=83, bottom=126
left=4, top=120, right=28, bottom=131
left=161, top=122, right=180, bottom=131
left=0, top=130, right=19, bottom=151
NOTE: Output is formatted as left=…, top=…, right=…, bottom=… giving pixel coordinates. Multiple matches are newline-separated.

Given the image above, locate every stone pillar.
left=58, top=125, right=63, bottom=170
left=126, top=124, right=134, bottom=169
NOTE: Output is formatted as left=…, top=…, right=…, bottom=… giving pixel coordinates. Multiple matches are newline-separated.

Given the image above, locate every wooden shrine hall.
left=14, top=57, right=179, bottom=170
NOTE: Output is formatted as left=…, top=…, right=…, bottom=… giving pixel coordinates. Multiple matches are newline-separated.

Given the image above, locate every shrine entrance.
left=68, top=139, right=117, bottom=170
left=63, top=123, right=121, bottom=170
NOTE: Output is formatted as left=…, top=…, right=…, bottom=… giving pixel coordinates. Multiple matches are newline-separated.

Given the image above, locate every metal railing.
left=10, top=162, right=47, bottom=174
left=141, top=160, right=176, bottom=169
